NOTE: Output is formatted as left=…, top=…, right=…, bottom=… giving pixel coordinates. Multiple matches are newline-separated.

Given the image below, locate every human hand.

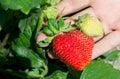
left=37, top=0, right=120, bottom=59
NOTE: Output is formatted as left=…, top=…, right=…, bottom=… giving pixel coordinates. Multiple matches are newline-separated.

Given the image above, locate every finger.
left=56, top=0, right=90, bottom=16
left=48, top=49, right=58, bottom=59
left=70, top=7, right=97, bottom=19
left=65, top=7, right=97, bottom=23
left=36, top=32, right=49, bottom=47
left=36, top=32, right=48, bottom=41
left=92, top=30, right=120, bottom=59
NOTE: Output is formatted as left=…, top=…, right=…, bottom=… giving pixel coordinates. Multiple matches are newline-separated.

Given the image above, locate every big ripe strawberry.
left=53, top=30, right=94, bottom=70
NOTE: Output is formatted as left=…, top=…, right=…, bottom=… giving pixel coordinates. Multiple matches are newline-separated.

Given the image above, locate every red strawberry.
left=53, top=30, right=94, bottom=70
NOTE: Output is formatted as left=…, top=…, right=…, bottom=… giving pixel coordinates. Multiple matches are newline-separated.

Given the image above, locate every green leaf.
left=58, top=18, right=64, bottom=29
left=18, top=14, right=38, bottom=33
left=0, top=56, right=6, bottom=66
left=37, top=13, right=44, bottom=33
left=103, top=54, right=120, bottom=70
left=43, top=6, right=57, bottom=19
left=0, top=10, right=13, bottom=27
left=43, top=18, right=60, bottom=36
left=14, top=32, right=30, bottom=47
left=23, top=26, right=32, bottom=40
left=45, top=70, right=68, bottom=79
left=0, top=0, right=49, bottom=14
left=67, top=66, right=82, bottom=79
left=43, top=17, right=75, bottom=37
left=12, top=46, right=46, bottom=68
left=43, top=26, right=54, bottom=36
left=25, top=68, right=48, bottom=78
left=47, top=0, right=61, bottom=5
left=0, top=10, right=18, bottom=33
left=18, top=13, right=38, bottom=43
left=47, top=18, right=59, bottom=34
left=80, top=60, right=120, bottom=79
left=19, top=33, right=30, bottom=47
left=0, top=68, right=29, bottom=79
left=14, top=38, right=24, bottom=47
left=111, top=54, right=120, bottom=70
left=103, top=49, right=120, bottom=60
left=36, top=47, right=46, bottom=58
left=0, top=0, right=64, bottom=79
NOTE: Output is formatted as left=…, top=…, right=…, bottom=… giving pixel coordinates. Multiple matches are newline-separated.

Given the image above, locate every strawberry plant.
left=0, top=0, right=120, bottom=79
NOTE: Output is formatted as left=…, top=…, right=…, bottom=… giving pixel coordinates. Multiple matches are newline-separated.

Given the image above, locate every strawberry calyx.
left=43, top=18, right=75, bottom=36
left=37, top=17, right=75, bottom=47
left=75, top=14, right=89, bottom=29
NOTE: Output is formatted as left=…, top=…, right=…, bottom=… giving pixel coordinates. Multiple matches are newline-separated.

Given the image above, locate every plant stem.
left=0, top=33, right=10, bottom=49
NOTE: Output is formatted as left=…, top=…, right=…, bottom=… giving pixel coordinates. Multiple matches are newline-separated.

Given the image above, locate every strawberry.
left=53, top=30, right=94, bottom=70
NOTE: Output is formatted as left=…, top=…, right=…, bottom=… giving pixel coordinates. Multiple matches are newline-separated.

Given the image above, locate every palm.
left=91, top=0, right=120, bottom=34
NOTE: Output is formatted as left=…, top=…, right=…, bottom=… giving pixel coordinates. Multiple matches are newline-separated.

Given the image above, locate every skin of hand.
left=37, top=0, right=120, bottom=59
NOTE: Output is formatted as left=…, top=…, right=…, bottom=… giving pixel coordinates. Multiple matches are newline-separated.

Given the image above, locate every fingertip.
left=48, top=49, right=58, bottom=59
left=36, top=31, right=48, bottom=42
left=36, top=31, right=49, bottom=47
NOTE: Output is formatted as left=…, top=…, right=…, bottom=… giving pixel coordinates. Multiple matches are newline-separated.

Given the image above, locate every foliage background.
left=0, top=0, right=120, bottom=79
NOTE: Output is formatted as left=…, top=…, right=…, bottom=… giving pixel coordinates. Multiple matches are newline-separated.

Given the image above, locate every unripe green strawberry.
left=76, top=14, right=104, bottom=36
left=53, top=30, right=94, bottom=70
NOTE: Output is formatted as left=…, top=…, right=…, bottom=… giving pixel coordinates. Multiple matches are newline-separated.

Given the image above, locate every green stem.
left=27, top=66, right=48, bottom=78
left=0, top=33, right=10, bottom=49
